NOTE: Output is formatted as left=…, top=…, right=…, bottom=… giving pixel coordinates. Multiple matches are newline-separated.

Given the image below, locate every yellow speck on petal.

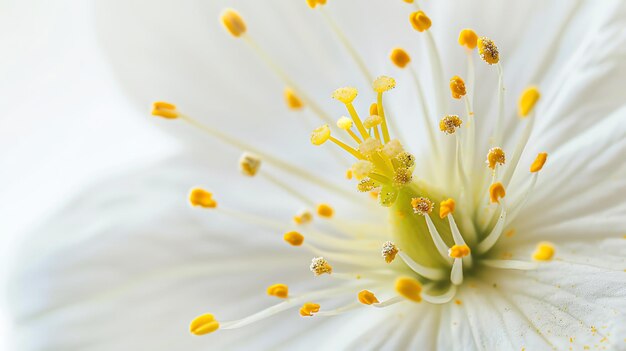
left=220, top=9, right=247, bottom=37
left=381, top=241, right=399, bottom=263
left=369, top=103, right=378, bottom=116
left=373, top=76, right=396, bottom=93
left=477, top=36, right=499, bottom=65
left=409, top=11, right=431, bottom=32
left=486, top=147, right=506, bottom=170
left=358, top=290, right=379, bottom=305
left=489, top=182, right=506, bottom=204
left=311, top=125, right=331, bottom=145
left=363, top=114, right=383, bottom=129
left=332, top=87, right=358, bottom=104
left=448, top=244, right=471, bottom=258
left=299, top=302, right=320, bottom=317
left=293, top=210, right=313, bottom=225
left=518, top=86, right=540, bottom=117
left=530, top=152, right=548, bottom=173
left=316, top=203, right=334, bottom=218
left=310, top=257, right=332, bottom=275
left=152, top=101, right=179, bottom=119
left=532, top=242, right=555, bottom=261
left=390, top=48, right=411, bottom=68
left=458, top=29, right=478, bottom=50
left=411, top=197, right=433, bottom=216
left=283, top=231, right=304, bottom=246
left=337, top=116, right=353, bottom=130
left=450, top=76, right=467, bottom=99
left=395, top=277, right=422, bottom=303
left=455, top=299, right=463, bottom=305
left=439, top=115, right=463, bottom=134
left=439, top=198, right=456, bottom=219
left=267, top=283, right=289, bottom=298
left=284, top=88, right=304, bottom=110
left=239, top=152, right=261, bottom=177
left=189, top=188, right=217, bottom=208
left=190, top=314, right=220, bottom=335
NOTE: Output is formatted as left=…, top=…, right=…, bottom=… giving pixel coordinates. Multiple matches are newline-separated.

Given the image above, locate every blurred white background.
left=0, top=1, right=178, bottom=348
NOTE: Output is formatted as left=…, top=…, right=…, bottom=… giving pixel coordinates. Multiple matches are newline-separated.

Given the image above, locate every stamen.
left=390, top=48, right=411, bottom=68
left=299, top=302, right=321, bottom=317
left=293, top=210, right=313, bottom=225
left=486, top=147, right=506, bottom=170
left=439, top=198, right=456, bottom=219
left=448, top=245, right=471, bottom=259
left=373, top=76, right=396, bottom=143
left=397, top=252, right=447, bottom=280
left=450, top=258, right=464, bottom=285
left=381, top=241, right=399, bottom=263
left=305, top=0, right=326, bottom=9
left=189, top=188, right=217, bottom=208
left=357, top=290, right=379, bottom=305
left=393, top=167, right=413, bottom=187
left=316, top=204, right=334, bottom=218
left=239, top=152, right=261, bottom=177
left=458, top=29, right=478, bottom=50
left=396, top=152, right=415, bottom=168
left=518, top=86, right=541, bottom=117
left=382, top=139, right=404, bottom=158
left=310, top=125, right=331, bottom=145
left=530, top=152, right=548, bottom=173
left=351, top=160, right=374, bottom=180
left=267, top=284, right=289, bottom=298
left=336, top=116, right=353, bottom=130
left=489, top=182, right=506, bottom=204
left=220, top=9, right=247, bottom=37
left=369, top=103, right=378, bottom=116
left=284, top=231, right=304, bottom=246
left=358, top=138, right=382, bottom=156
left=477, top=36, right=499, bottom=65
left=363, top=114, right=383, bottom=130
left=476, top=209, right=506, bottom=254
left=332, top=86, right=358, bottom=104
left=449, top=76, right=467, bottom=99
left=532, top=242, right=555, bottom=261
left=395, top=277, right=422, bottom=302
left=310, top=257, right=333, bottom=276
left=190, top=313, right=220, bottom=335
left=409, top=11, right=432, bottom=32
left=411, top=197, right=433, bottom=215
left=372, top=76, right=396, bottom=93
left=152, top=101, right=179, bottom=119
left=284, top=88, right=304, bottom=110
left=357, top=178, right=377, bottom=192
left=439, top=115, right=462, bottom=134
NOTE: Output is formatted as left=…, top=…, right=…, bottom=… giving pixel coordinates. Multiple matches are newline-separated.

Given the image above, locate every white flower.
left=8, top=1, right=626, bottom=350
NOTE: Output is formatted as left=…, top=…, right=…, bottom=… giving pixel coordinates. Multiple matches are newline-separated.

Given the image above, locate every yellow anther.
left=293, top=210, right=313, bottom=225
left=532, top=242, right=555, bottom=261
left=357, top=290, right=379, bottom=305
left=382, top=139, right=404, bottom=158
left=411, top=197, right=433, bottom=216
left=189, top=188, right=217, bottom=208
left=267, top=283, right=289, bottom=298
left=332, top=87, right=358, bottom=104
left=518, top=86, right=541, bottom=117
left=310, top=257, right=333, bottom=275
left=381, top=241, right=398, bottom=263
left=310, top=125, right=331, bottom=145
left=449, top=76, right=467, bottom=99
left=396, top=152, right=415, bottom=168
left=439, top=198, right=456, bottom=219
left=336, top=116, right=353, bottom=130
left=373, top=76, right=396, bottom=93
left=284, top=88, right=304, bottom=110
left=190, top=314, right=220, bottom=336
left=316, top=203, right=334, bottom=218
left=369, top=103, right=378, bottom=116
left=395, top=277, right=422, bottom=303
left=530, top=152, right=548, bottom=173
left=306, top=0, right=326, bottom=8
left=489, top=182, right=506, bottom=204
left=409, top=11, right=431, bottom=32
left=486, top=147, right=506, bottom=170
left=439, top=115, right=463, bottom=134
left=357, top=178, right=377, bottom=192
left=358, top=137, right=382, bottom=155
left=299, top=302, right=320, bottom=317
left=448, top=244, right=471, bottom=258
left=152, top=101, right=179, bottom=119
left=390, top=48, right=411, bottom=69
left=283, top=231, right=304, bottom=246
left=477, top=36, right=499, bottom=65
left=363, top=114, right=383, bottom=129
left=345, top=169, right=353, bottom=180
left=220, top=8, right=247, bottom=37
left=239, top=153, right=261, bottom=177
left=403, top=0, right=414, bottom=3
left=351, top=160, right=374, bottom=180
left=458, top=29, right=478, bottom=50
left=393, top=168, right=413, bottom=187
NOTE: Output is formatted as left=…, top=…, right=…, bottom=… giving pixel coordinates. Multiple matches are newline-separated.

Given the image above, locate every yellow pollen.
left=336, top=116, right=353, bottom=130
left=152, top=101, right=179, bottom=119
left=393, top=168, right=413, bottom=187
left=358, top=137, right=382, bottom=155
left=357, top=178, right=377, bottom=192
left=239, top=153, right=261, bottom=177
left=449, top=76, right=467, bottom=99
left=363, top=114, right=383, bottom=129
left=373, top=76, right=396, bottom=93
left=369, top=103, right=378, bottom=116
left=396, top=152, right=415, bottom=168
left=448, top=244, right=471, bottom=258
left=395, top=277, right=422, bottom=303
left=477, top=36, right=500, bottom=65
left=532, top=242, right=555, bottom=261
left=332, top=87, right=358, bottom=104
left=299, top=302, right=320, bottom=317
left=293, top=210, right=313, bottom=225
left=458, top=29, right=478, bottom=50
left=190, top=314, right=220, bottom=336
left=530, top=152, right=548, bottom=173
left=487, top=147, right=506, bottom=170
left=310, top=257, right=333, bottom=276
left=390, top=48, right=411, bottom=68
left=411, top=197, right=433, bottom=216
left=409, top=11, right=432, bottom=32
left=220, top=8, right=247, bottom=37
left=351, top=160, right=374, bottom=180
left=189, top=188, right=217, bottom=208
left=518, top=86, right=541, bottom=117
left=382, top=139, right=404, bottom=158
left=284, top=88, right=304, bottom=110
left=310, top=125, right=331, bottom=145
left=489, top=182, right=506, bottom=204
left=439, top=198, right=456, bottom=219
left=283, top=231, right=304, bottom=246
left=267, top=283, right=289, bottom=298
left=439, top=115, right=463, bottom=134
left=316, top=203, right=334, bottom=218
left=357, top=290, right=379, bottom=305
left=381, top=241, right=398, bottom=263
